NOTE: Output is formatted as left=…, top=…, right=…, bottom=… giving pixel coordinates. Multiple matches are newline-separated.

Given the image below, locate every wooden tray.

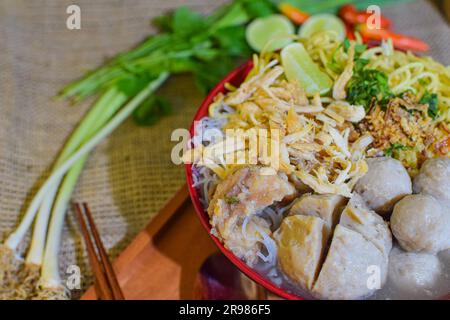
left=81, top=184, right=218, bottom=300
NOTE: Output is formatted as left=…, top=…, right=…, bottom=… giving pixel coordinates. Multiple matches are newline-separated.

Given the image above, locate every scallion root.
left=19, top=263, right=41, bottom=298
left=1, top=74, right=169, bottom=299
left=0, top=261, right=42, bottom=300
left=0, top=245, right=20, bottom=288
left=33, top=284, right=69, bottom=300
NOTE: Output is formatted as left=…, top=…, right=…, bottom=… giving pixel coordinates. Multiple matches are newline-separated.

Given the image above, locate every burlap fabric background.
left=0, top=0, right=449, bottom=296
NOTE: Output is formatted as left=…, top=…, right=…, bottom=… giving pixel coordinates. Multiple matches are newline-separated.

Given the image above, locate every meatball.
left=354, top=157, right=412, bottom=215
left=340, top=194, right=392, bottom=258
left=313, top=225, right=387, bottom=300
left=413, top=157, right=450, bottom=208
left=391, top=194, right=450, bottom=253
left=289, top=193, right=347, bottom=234
left=274, top=215, right=328, bottom=290
left=440, top=249, right=450, bottom=263
left=388, top=247, right=441, bottom=293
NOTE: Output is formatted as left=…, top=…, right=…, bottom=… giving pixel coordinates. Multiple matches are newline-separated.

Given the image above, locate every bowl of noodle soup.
left=185, top=31, right=450, bottom=300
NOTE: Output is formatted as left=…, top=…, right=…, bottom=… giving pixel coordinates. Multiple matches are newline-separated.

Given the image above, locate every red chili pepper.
left=339, top=4, right=391, bottom=29
left=345, top=22, right=355, bottom=40
left=279, top=3, right=310, bottom=25
left=358, top=24, right=429, bottom=52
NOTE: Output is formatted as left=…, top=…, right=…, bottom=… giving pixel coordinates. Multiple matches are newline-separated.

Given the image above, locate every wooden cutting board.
left=81, top=184, right=218, bottom=300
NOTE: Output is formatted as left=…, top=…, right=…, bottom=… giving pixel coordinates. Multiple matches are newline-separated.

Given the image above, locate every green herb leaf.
left=420, top=91, right=439, bottom=120
left=172, top=7, right=207, bottom=37
left=343, top=38, right=351, bottom=52
left=211, top=3, right=250, bottom=30
left=354, top=58, right=369, bottom=73
left=224, top=195, right=240, bottom=204
left=354, top=43, right=368, bottom=59
left=385, top=143, right=410, bottom=157
left=328, top=45, right=343, bottom=74
left=115, top=75, right=156, bottom=97
left=193, top=55, right=237, bottom=94
left=133, top=95, right=172, bottom=126
left=212, top=25, right=252, bottom=57
left=347, top=60, right=392, bottom=111
left=153, top=15, right=173, bottom=33
left=242, top=0, right=276, bottom=18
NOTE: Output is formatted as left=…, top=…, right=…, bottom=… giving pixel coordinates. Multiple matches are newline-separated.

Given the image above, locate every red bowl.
left=184, top=60, right=301, bottom=300
left=184, top=61, right=450, bottom=301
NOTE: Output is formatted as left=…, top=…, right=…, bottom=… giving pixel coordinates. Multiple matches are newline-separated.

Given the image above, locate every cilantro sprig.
left=60, top=0, right=277, bottom=125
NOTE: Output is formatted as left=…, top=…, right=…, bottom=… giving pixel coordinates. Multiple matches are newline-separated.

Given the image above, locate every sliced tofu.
left=313, top=225, right=387, bottom=300
left=274, top=215, right=328, bottom=290
left=289, top=193, right=347, bottom=233
left=340, top=194, right=392, bottom=258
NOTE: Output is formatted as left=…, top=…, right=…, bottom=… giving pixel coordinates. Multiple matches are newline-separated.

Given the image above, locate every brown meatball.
left=289, top=193, right=347, bottom=234
left=388, top=246, right=441, bottom=292
left=313, top=225, right=387, bottom=300
left=413, top=157, right=450, bottom=208
left=391, top=194, right=450, bottom=253
left=354, top=157, right=412, bottom=215
left=274, top=215, right=328, bottom=290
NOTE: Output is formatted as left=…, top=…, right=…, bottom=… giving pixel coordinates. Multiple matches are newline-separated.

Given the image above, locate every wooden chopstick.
left=74, top=203, right=125, bottom=300
left=82, top=203, right=125, bottom=300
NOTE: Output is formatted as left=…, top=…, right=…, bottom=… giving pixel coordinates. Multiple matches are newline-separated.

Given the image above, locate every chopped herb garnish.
left=420, top=91, right=439, bottom=120
left=354, top=43, right=368, bottom=58
left=385, top=143, right=410, bottom=157
left=328, top=40, right=367, bottom=74
left=224, top=195, right=240, bottom=204
left=418, top=78, right=428, bottom=86
left=343, top=39, right=367, bottom=58
left=343, top=38, right=392, bottom=111
left=347, top=55, right=393, bottom=111
left=348, top=67, right=393, bottom=111
left=343, top=38, right=351, bottom=51
left=328, top=45, right=343, bottom=74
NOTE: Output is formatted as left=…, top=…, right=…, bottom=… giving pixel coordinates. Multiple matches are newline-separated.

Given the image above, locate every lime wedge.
left=281, top=42, right=333, bottom=95
left=299, top=14, right=346, bottom=41
left=246, top=14, right=295, bottom=53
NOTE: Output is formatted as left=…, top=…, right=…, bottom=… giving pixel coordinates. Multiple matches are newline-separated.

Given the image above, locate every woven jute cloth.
left=0, top=0, right=449, bottom=297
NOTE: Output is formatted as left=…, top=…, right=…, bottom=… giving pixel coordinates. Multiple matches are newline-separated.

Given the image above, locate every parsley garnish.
left=224, top=195, right=240, bottom=205
left=347, top=59, right=393, bottom=111
left=420, top=91, right=439, bottom=120
left=385, top=143, right=410, bottom=157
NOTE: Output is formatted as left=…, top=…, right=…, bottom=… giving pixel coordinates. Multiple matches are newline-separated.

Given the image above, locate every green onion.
left=1, top=73, right=167, bottom=298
